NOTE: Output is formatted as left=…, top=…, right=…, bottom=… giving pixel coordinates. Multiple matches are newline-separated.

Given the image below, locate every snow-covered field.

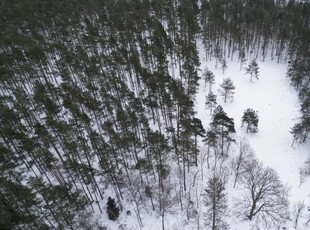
left=101, top=46, right=310, bottom=230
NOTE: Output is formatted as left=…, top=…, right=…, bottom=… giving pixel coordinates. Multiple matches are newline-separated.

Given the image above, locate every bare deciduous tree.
left=306, top=212, right=310, bottom=226
left=299, top=168, right=308, bottom=187
left=292, top=201, right=305, bottom=229
left=231, top=137, right=254, bottom=188
left=203, top=130, right=218, bottom=170
left=200, top=147, right=209, bottom=181
left=157, top=183, right=177, bottom=230
left=234, top=159, right=289, bottom=228
left=299, top=158, right=310, bottom=187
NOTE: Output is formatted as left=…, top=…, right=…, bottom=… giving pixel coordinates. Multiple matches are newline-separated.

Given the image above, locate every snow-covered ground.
left=100, top=46, right=310, bottom=230
left=195, top=51, right=310, bottom=229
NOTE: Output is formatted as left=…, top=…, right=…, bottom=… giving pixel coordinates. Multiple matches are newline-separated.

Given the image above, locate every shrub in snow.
left=106, top=197, right=120, bottom=221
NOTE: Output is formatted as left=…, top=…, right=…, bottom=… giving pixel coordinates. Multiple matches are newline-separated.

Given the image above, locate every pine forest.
left=0, top=0, right=310, bottom=229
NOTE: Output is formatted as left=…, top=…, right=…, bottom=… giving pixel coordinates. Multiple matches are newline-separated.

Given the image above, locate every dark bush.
left=106, top=197, right=120, bottom=221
